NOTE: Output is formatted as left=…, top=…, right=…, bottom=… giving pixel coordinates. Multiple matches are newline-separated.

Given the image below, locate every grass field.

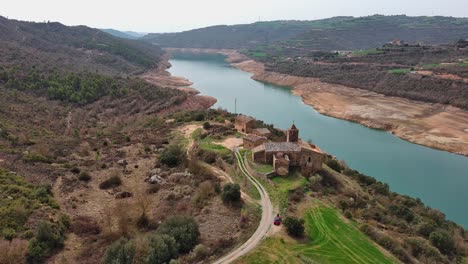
left=238, top=206, right=396, bottom=264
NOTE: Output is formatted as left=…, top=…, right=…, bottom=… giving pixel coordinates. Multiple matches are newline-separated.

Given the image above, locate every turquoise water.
left=168, top=53, right=468, bottom=227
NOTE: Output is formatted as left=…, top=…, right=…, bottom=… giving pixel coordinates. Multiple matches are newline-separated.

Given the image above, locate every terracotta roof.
left=244, top=134, right=266, bottom=142
left=299, top=140, right=324, bottom=154
left=254, top=128, right=271, bottom=135
left=236, top=115, right=255, bottom=123
left=264, top=142, right=301, bottom=152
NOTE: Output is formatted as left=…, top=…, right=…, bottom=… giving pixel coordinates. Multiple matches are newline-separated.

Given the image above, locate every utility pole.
left=234, top=97, right=237, bottom=114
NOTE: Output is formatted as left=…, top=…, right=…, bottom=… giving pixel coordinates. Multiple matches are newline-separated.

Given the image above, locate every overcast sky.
left=2, top=0, right=468, bottom=33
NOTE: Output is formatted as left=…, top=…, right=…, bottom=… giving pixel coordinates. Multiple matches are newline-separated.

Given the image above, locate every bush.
left=203, top=122, right=211, bottom=129
left=429, top=230, right=455, bottom=255
left=70, top=167, right=80, bottom=174
left=22, top=153, right=52, bottom=164
left=160, top=143, right=185, bottom=168
left=157, top=216, right=200, bottom=254
left=283, top=216, right=305, bottom=237
left=222, top=183, right=241, bottom=204
left=78, top=172, right=91, bottom=182
left=326, top=159, right=342, bottom=172
left=26, top=221, right=65, bottom=264
left=145, top=234, right=179, bottom=264
left=103, top=238, right=135, bottom=264
left=191, top=244, right=209, bottom=261
left=99, top=176, right=122, bottom=189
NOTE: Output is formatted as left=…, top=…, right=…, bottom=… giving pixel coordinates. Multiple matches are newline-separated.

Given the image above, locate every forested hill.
left=143, top=15, right=468, bottom=50
left=0, top=16, right=164, bottom=74
left=0, top=16, right=184, bottom=106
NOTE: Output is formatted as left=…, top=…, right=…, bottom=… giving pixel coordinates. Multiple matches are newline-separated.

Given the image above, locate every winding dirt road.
left=213, top=150, right=274, bottom=264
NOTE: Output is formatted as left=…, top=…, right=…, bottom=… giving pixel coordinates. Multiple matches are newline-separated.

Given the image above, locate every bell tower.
left=287, top=123, right=299, bottom=143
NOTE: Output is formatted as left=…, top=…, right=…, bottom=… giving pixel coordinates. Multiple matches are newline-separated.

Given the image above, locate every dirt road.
left=213, top=150, right=274, bottom=264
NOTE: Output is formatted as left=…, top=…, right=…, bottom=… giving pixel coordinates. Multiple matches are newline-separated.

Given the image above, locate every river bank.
left=165, top=48, right=468, bottom=156
left=141, top=54, right=217, bottom=113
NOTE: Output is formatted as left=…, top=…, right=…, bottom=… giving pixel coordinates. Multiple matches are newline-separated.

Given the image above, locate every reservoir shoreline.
left=164, top=48, right=468, bottom=157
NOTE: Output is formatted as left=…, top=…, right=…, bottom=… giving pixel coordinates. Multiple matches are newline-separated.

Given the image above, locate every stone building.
left=252, top=124, right=324, bottom=176
left=252, top=128, right=271, bottom=138
left=235, top=115, right=256, bottom=133
left=243, top=134, right=267, bottom=150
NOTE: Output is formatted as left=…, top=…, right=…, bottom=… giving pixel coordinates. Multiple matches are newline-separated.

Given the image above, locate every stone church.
left=251, top=124, right=324, bottom=176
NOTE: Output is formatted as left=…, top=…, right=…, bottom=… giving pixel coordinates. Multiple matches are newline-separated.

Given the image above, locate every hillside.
left=0, top=16, right=163, bottom=74
left=257, top=40, right=468, bottom=110
left=100, top=28, right=146, bottom=39
left=143, top=15, right=468, bottom=50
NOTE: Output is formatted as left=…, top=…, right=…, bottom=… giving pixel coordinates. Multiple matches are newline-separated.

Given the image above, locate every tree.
left=157, top=216, right=200, bottom=254
left=145, top=234, right=178, bottom=264
left=160, top=143, right=185, bottom=168
left=283, top=216, right=305, bottom=237
left=429, top=230, right=455, bottom=255
left=222, top=183, right=241, bottom=204
left=103, top=238, right=135, bottom=264
left=26, top=221, right=65, bottom=264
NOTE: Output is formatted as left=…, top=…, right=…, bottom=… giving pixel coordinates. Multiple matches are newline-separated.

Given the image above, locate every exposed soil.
left=164, top=48, right=468, bottom=156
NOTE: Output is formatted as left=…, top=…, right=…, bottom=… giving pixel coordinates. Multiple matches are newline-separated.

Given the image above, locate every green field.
left=239, top=206, right=396, bottom=264
left=352, top=49, right=385, bottom=56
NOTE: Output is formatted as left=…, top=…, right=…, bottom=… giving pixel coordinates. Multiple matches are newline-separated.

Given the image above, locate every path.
left=213, top=150, right=274, bottom=264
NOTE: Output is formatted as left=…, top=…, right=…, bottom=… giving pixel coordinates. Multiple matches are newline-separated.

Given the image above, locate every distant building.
left=252, top=128, right=271, bottom=138
left=252, top=124, right=324, bottom=176
left=235, top=115, right=256, bottom=133
left=243, top=134, right=267, bottom=150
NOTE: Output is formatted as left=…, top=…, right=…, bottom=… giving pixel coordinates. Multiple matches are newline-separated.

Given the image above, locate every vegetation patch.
left=388, top=68, right=412, bottom=74
left=0, top=169, right=58, bottom=240
left=240, top=206, right=395, bottom=264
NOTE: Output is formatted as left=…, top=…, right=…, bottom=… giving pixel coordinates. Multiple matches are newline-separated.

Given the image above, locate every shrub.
left=22, top=153, right=52, bottom=164
left=326, top=159, right=342, bottom=172
left=429, top=230, right=455, bottom=255
left=145, top=234, right=179, bottom=264
left=222, top=183, right=241, bottom=204
left=191, top=244, right=209, bottom=261
left=283, top=216, right=305, bottom=237
left=99, top=176, right=122, bottom=189
left=78, top=172, right=91, bottom=182
left=70, top=167, right=80, bottom=174
left=26, top=221, right=65, bottom=263
left=203, top=122, right=211, bottom=129
left=157, top=216, right=200, bottom=254
left=416, top=221, right=437, bottom=238
left=160, top=143, right=185, bottom=168
left=103, top=238, right=135, bottom=264
left=194, top=113, right=205, bottom=121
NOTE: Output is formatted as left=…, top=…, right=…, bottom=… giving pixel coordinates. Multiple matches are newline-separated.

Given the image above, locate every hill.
left=100, top=29, right=146, bottom=39
left=0, top=16, right=164, bottom=74
left=143, top=15, right=468, bottom=50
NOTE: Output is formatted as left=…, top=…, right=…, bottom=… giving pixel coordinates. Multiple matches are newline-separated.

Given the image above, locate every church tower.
left=287, top=123, right=299, bottom=143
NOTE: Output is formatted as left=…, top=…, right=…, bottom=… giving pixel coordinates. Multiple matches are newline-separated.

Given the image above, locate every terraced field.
left=238, top=206, right=396, bottom=264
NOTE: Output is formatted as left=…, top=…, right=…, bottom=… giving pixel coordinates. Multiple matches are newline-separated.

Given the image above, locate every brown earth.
left=165, top=48, right=468, bottom=156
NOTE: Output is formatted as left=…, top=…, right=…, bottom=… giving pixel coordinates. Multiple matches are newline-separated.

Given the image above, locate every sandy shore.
left=165, top=48, right=468, bottom=156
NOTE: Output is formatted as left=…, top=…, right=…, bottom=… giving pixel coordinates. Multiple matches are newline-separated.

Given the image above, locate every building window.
left=308, top=157, right=311, bottom=162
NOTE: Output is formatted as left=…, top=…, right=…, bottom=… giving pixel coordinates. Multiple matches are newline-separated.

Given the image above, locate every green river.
left=168, top=53, right=468, bottom=227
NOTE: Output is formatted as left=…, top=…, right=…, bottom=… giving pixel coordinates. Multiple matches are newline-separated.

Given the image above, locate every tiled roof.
left=254, top=128, right=271, bottom=134
left=244, top=134, right=265, bottom=142
left=236, top=115, right=255, bottom=123
left=264, top=142, right=302, bottom=152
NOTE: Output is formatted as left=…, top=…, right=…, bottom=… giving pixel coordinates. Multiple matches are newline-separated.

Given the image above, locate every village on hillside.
left=235, top=115, right=325, bottom=177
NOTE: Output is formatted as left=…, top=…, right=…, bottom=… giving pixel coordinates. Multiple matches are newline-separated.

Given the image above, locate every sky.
left=2, top=0, right=468, bottom=33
